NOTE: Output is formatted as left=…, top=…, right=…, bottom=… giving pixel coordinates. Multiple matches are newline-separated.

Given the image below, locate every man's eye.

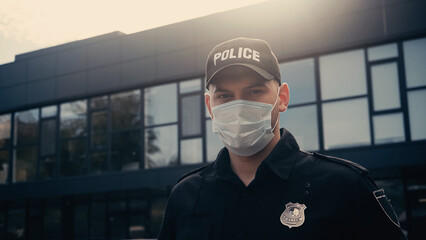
left=249, top=89, right=262, bottom=95
left=217, top=94, right=230, bottom=99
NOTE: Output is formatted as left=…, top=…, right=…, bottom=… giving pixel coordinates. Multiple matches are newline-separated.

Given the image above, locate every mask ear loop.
left=270, top=87, right=281, bottom=132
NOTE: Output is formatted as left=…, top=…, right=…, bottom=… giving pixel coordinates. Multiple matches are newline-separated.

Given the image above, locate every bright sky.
left=0, top=0, right=268, bottom=65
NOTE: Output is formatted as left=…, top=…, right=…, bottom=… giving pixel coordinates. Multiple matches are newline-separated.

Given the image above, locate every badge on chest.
left=280, top=202, right=307, bottom=228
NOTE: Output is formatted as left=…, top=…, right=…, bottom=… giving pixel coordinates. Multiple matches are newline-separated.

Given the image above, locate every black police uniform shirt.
left=158, top=128, right=406, bottom=240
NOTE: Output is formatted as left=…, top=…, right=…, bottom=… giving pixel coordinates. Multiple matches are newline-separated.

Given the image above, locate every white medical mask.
left=210, top=89, right=280, bottom=156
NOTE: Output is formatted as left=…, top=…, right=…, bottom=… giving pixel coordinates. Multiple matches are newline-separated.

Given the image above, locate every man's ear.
left=205, top=92, right=213, bottom=119
left=278, top=83, right=290, bottom=112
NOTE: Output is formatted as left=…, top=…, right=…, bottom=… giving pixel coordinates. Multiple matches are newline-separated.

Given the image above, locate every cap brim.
left=206, top=63, right=275, bottom=88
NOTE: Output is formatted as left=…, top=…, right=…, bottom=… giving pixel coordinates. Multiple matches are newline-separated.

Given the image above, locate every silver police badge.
left=280, top=202, right=307, bottom=228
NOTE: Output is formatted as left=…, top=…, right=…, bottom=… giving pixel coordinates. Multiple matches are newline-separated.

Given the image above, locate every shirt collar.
left=206, top=128, right=300, bottom=180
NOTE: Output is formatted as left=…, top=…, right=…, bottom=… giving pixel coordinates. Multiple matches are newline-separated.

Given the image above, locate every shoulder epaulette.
left=314, top=152, right=368, bottom=174
left=177, top=164, right=211, bottom=183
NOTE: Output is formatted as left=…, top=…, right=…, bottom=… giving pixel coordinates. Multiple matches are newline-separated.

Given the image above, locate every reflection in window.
left=0, top=211, right=4, bottom=239
left=44, top=205, right=61, bottom=240
left=129, top=214, right=146, bottom=238
left=0, top=150, right=8, bottom=183
left=39, top=157, right=56, bottom=180
left=14, top=109, right=39, bottom=145
left=75, top=204, right=89, bottom=238
left=179, top=78, right=201, bottom=94
left=111, top=131, right=139, bottom=171
left=145, top=83, right=177, bottom=126
left=7, top=209, right=25, bottom=240
left=180, top=138, right=203, bottom=165
left=41, top=105, right=57, bottom=118
left=91, top=95, right=108, bottom=109
left=205, top=120, right=223, bottom=162
left=0, top=114, right=11, bottom=148
left=91, top=152, right=108, bottom=174
left=111, top=90, right=140, bottom=130
left=322, top=98, right=371, bottom=150
left=181, top=95, right=201, bottom=137
left=371, top=62, right=401, bottom=111
left=320, top=50, right=367, bottom=100
left=91, top=111, right=108, bottom=148
left=408, top=89, right=426, bottom=141
left=151, top=197, right=167, bottom=237
left=14, top=146, right=37, bottom=182
left=90, top=202, right=106, bottom=238
left=280, top=105, right=319, bottom=151
left=61, top=139, right=86, bottom=176
left=145, top=125, right=178, bottom=168
left=60, top=100, right=87, bottom=138
left=109, top=201, right=127, bottom=239
left=404, top=37, right=426, bottom=88
left=279, top=58, right=316, bottom=105
left=373, top=113, right=405, bottom=144
left=41, top=119, right=56, bottom=156
left=368, top=43, right=398, bottom=61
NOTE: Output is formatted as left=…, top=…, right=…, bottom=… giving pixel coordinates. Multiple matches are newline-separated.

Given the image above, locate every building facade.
left=1, top=0, right=426, bottom=239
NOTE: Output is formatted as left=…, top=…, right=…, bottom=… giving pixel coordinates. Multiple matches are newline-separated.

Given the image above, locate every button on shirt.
left=158, top=128, right=406, bottom=240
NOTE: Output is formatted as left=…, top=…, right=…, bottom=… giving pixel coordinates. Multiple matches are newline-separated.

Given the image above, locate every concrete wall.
left=0, top=0, right=425, bottom=113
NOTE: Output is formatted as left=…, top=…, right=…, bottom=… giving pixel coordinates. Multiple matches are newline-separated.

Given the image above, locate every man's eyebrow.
left=245, top=82, right=268, bottom=89
left=213, top=87, right=231, bottom=93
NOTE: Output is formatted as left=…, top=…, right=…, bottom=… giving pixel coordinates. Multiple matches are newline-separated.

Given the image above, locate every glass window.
left=91, top=95, right=108, bottom=109
left=368, top=43, right=398, bottom=61
left=14, top=109, right=39, bottom=145
left=322, top=98, right=371, bottom=150
left=7, top=209, right=25, bottom=240
left=279, top=58, right=316, bottom=105
left=371, top=62, right=401, bottom=111
left=145, top=125, right=178, bottom=168
left=111, top=130, right=139, bottom=171
left=0, top=210, right=5, bottom=240
left=129, top=214, right=146, bottom=239
left=41, top=105, right=57, bottom=118
left=39, top=157, right=56, bottom=180
left=91, top=111, right=108, bottom=148
left=180, top=138, right=202, bottom=165
left=14, top=146, right=37, bottom=182
left=91, top=152, right=108, bottom=174
left=111, top=90, right=140, bottom=130
left=373, top=113, right=405, bottom=144
left=44, top=205, right=61, bottom=239
left=75, top=204, right=89, bottom=238
left=60, top=100, right=87, bottom=138
left=0, top=150, right=8, bottom=183
left=181, top=95, right=201, bottom=137
left=150, top=197, right=167, bottom=238
left=28, top=205, right=42, bottom=240
left=90, top=202, right=106, bottom=238
left=41, top=119, right=57, bottom=156
left=320, top=50, right=367, bottom=100
left=205, top=120, right=223, bottom=162
left=0, top=114, right=11, bottom=148
left=60, top=139, right=86, bottom=176
left=144, top=83, right=177, bottom=126
left=279, top=105, right=319, bottom=151
left=404, top=37, right=426, bottom=88
left=408, top=89, right=426, bottom=141
left=179, top=78, right=201, bottom=94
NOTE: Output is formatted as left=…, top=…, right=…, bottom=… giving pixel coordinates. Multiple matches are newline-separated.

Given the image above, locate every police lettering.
left=213, top=47, right=260, bottom=65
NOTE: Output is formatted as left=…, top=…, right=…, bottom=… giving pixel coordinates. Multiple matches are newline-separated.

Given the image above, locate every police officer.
left=157, top=37, right=406, bottom=240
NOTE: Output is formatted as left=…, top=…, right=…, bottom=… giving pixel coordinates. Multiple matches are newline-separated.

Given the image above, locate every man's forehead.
left=210, top=66, right=268, bottom=88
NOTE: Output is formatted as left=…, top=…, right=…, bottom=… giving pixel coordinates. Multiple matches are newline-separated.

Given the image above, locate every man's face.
left=205, top=66, right=289, bottom=122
